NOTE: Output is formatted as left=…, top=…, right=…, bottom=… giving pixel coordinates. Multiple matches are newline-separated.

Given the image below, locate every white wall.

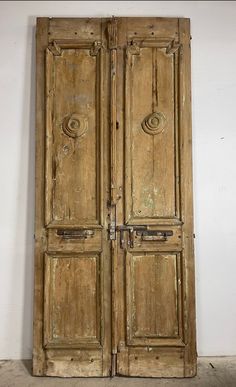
left=0, top=1, right=236, bottom=359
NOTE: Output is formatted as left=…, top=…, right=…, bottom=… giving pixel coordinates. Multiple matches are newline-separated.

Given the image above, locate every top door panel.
left=45, top=41, right=103, bottom=227
left=125, top=38, right=180, bottom=224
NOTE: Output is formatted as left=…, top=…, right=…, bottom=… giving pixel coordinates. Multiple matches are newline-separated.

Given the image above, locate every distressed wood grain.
left=34, top=17, right=111, bottom=377
left=34, top=16, right=196, bottom=378
left=116, top=17, right=196, bottom=377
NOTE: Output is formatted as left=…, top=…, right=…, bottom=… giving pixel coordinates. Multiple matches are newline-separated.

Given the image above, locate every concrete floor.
left=0, top=358, right=236, bottom=387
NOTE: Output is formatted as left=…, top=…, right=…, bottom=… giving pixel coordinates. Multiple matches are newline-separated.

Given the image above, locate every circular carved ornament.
left=62, top=113, right=88, bottom=138
left=141, top=111, right=166, bottom=135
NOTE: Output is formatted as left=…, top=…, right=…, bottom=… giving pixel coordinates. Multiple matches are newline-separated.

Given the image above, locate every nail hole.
left=151, top=32, right=154, bottom=35
left=90, top=32, right=94, bottom=35
left=74, top=32, right=77, bottom=35
left=71, top=358, right=74, bottom=361
left=134, top=32, right=137, bottom=35
left=91, top=358, right=94, bottom=362
left=135, top=356, right=138, bottom=360
left=48, top=32, right=51, bottom=35
left=156, top=356, right=159, bottom=360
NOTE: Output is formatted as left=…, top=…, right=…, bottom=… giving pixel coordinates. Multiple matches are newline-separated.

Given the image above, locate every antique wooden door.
left=34, top=17, right=196, bottom=378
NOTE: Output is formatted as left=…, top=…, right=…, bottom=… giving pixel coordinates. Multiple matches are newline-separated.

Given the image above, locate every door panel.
left=126, top=252, right=182, bottom=345
left=44, top=254, right=101, bottom=347
left=125, top=41, right=179, bottom=223
left=45, top=44, right=102, bottom=226
left=34, top=17, right=196, bottom=378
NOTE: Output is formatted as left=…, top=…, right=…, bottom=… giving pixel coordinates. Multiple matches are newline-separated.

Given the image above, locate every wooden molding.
left=107, top=18, right=118, bottom=49
left=48, top=40, right=61, bottom=56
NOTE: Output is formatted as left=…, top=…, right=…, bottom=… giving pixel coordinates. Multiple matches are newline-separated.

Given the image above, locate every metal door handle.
left=136, top=230, right=173, bottom=242
left=57, top=229, right=94, bottom=239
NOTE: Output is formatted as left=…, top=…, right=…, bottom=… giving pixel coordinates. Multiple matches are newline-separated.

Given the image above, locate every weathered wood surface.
left=34, top=17, right=111, bottom=377
left=34, top=17, right=196, bottom=378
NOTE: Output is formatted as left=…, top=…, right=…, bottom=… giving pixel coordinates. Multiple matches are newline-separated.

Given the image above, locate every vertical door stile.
left=108, top=17, right=118, bottom=376
left=34, top=17, right=49, bottom=376
left=178, top=18, right=196, bottom=376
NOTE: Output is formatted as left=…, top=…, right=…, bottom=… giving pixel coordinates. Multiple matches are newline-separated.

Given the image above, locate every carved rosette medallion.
left=141, top=111, right=166, bottom=135
left=62, top=114, right=88, bottom=138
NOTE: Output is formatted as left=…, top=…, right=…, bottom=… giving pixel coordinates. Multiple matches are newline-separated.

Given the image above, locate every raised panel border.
left=45, top=40, right=104, bottom=228
left=124, top=38, right=181, bottom=225
left=43, top=253, right=103, bottom=349
left=125, top=251, right=184, bottom=347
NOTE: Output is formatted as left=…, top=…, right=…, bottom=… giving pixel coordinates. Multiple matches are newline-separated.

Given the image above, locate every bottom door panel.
left=116, top=250, right=187, bottom=377
left=44, top=254, right=101, bottom=347
left=126, top=252, right=182, bottom=345
left=43, top=253, right=105, bottom=376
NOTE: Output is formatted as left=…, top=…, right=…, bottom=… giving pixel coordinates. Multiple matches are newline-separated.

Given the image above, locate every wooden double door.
left=34, top=17, right=196, bottom=377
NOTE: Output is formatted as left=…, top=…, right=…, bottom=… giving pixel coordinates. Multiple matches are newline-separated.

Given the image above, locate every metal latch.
left=107, top=203, right=173, bottom=246
left=57, top=229, right=94, bottom=239
left=116, top=225, right=147, bottom=249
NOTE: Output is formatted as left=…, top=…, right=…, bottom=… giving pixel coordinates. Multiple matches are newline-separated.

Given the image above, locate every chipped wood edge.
left=33, top=17, right=49, bottom=376
left=108, top=17, right=119, bottom=376
left=178, top=18, right=197, bottom=377
left=101, top=18, right=112, bottom=376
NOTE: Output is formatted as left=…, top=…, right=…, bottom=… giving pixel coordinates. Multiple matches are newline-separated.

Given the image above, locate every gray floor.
left=0, top=357, right=236, bottom=387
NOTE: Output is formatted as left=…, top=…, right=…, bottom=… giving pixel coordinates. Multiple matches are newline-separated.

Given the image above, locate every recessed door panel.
left=125, top=41, right=180, bottom=224
left=126, top=252, right=183, bottom=347
left=45, top=45, right=102, bottom=226
left=44, top=254, right=101, bottom=347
